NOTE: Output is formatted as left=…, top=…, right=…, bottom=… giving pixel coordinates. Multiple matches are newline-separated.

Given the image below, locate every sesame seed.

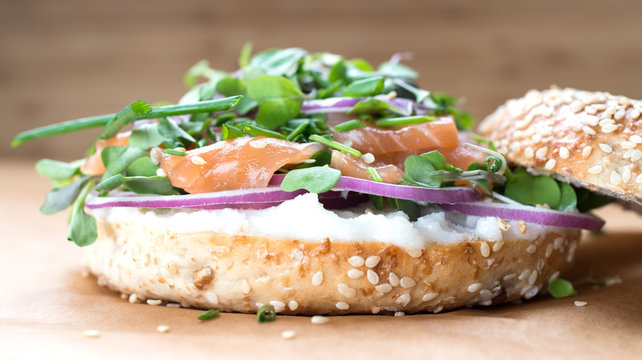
left=394, top=311, right=405, bottom=316
left=362, top=153, right=375, bottom=164
left=503, top=273, right=517, bottom=281
left=396, top=294, right=411, bottom=306
left=549, top=271, right=561, bottom=283
left=510, top=141, right=521, bottom=153
left=599, top=118, right=614, bottom=127
left=479, top=289, right=493, bottom=300
left=524, top=286, right=539, bottom=299
left=587, top=165, right=603, bottom=174
left=479, top=300, right=493, bottom=306
left=582, top=146, right=593, bottom=158
left=544, top=159, right=556, bottom=170
left=630, top=135, right=642, bottom=144
left=311, top=315, right=329, bottom=324
left=553, top=237, right=564, bottom=250
left=526, top=244, right=537, bottom=254
left=433, top=305, right=444, bottom=313
left=146, top=299, right=162, bottom=306
left=598, top=143, right=613, bottom=153
left=347, top=256, right=365, bottom=267
left=610, top=171, right=622, bottom=185
left=422, top=293, right=439, bottom=302
left=371, top=306, right=381, bottom=314
left=400, top=277, right=416, bottom=288
left=157, top=325, right=170, bottom=333
left=336, top=302, right=350, bottom=310
left=492, top=241, right=504, bottom=252
left=174, top=147, right=186, bottom=152
left=622, top=168, right=632, bottom=183
left=83, top=330, right=101, bottom=338
left=150, top=147, right=161, bottom=165
left=528, top=271, right=538, bottom=285
left=367, top=270, right=379, bottom=285
left=467, top=283, right=483, bottom=293
left=347, top=269, right=364, bottom=279
left=630, top=150, right=642, bottom=162
left=582, top=126, right=596, bottom=135
left=120, top=293, right=128, bottom=299
left=614, top=110, right=625, bottom=120
left=622, top=141, right=636, bottom=150
left=190, top=155, right=207, bottom=166
left=601, top=124, right=618, bottom=133
left=311, top=271, right=324, bottom=286
left=636, top=174, right=642, bottom=184
left=631, top=109, right=641, bottom=119
left=570, top=101, right=585, bottom=113
left=388, top=273, right=400, bottom=287
left=535, top=147, right=548, bottom=158
left=517, top=220, right=528, bottom=234
left=375, top=283, right=393, bottom=293
left=574, top=301, right=588, bottom=307
left=524, top=147, right=534, bottom=159
left=337, top=283, right=356, bottom=298
left=519, top=269, right=531, bottom=281
left=166, top=303, right=181, bottom=308
left=249, top=139, right=267, bottom=149
left=365, top=256, right=381, bottom=268
left=128, top=294, right=139, bottom=304
left=531, top=133, right=542, bottom=143
left=480, top=242, right=491, bottom=257
left=496, top=219, right=510, bottom=231
left=546, top=244, right=553, bottom=258
left=559, top=147, right=570, bottom=159
left=624, top=149, right=634, bottom=159
left=281, top=330, right=296, bottom=340
left=288, top=300, right=299, bottom=311
left=406, top=248, right=422, bottom=258
left=155, top=168, right=167, bottom=177
left=269, top=301, right=286, bottom=312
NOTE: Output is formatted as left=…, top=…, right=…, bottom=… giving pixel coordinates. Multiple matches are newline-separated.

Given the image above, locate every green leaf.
left=216, top=77, right=247, bottom=96
left=395, top=80, right=430, bottom=103
left=158, top=117, right=196, bottom=143
left=122, top=176, right=178, bottom=195
left=221, top=124, right=244, bottom=140
left=95, top=174, right=124, bottom=192
left=378, top=62, right=418, bottom=79
left=419, top=151, right=447, bottom=171
left=99, top=101, right=153, bottom=140
left=35, top=159, right=80, bottom=181
left=504, top=172, right=561, bottom=208
left=128, top=124, right=165, bottom=148
left=67, top=179, right=97, bottom=247
left=548, top=278, right=576, bottom=298
left=249, top=48, right=307, bottom=76
left=390, top=199, right=420, bottom=221
left=198, top=309, right=221, bottom=321
left=101, top=146, right=147, bottom=175
left=183, top=60, right=225, bottom=88
left=575, top=188, right=615, bottom=212
left=341, top=76, right=385, bottom=97
left=294, top=150, right=332, bottom=169
left=556, top=182, right=578, bottom=211
left=238, top=42, right=252, bottom=68
left=126, top=157, right=159, bottom=177
left=40, top=176, right=88, bottom=215
left=349, top=98, right=408, bottom=116
left=403, top=155, right=447, bottom=188
left=328, top=59, right=348, bottom=84
left=247, top=75, right=304, bottom=128
left=280, top=165, right=341, bottom=193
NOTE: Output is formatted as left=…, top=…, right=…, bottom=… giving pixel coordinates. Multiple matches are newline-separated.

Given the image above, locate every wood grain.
left=2, top=0, right=642, bottom=159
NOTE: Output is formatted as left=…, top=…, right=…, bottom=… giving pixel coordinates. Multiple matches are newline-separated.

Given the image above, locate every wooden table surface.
left=1, top=160, right=641, bottom=359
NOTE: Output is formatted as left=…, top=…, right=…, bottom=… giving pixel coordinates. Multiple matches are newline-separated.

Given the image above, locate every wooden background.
left=2, top=0, right=642, bottom=160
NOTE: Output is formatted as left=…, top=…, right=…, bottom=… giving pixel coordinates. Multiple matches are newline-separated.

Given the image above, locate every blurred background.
left=2, top=0, right=642, bottom=160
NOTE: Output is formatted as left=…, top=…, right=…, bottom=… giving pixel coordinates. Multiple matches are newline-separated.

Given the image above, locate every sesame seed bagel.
left=478, top=87, right=642, bottom=206
left=84, top=209, right=580, bottom=315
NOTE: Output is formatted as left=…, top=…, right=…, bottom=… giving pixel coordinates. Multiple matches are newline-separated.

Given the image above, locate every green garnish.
left=198, top=309, right=221, bottom=321
left=367, top=167, right=384, bottom=210
left=280, top=165, right=341, bottom=193
left=67, top=178, right=98, bottom=247
left=374, top=115, right=435, bottom=127
left=242, top=124, right=287, bottom=140
left=308, top=134, right=362, bottom=158
left=247, top=75, right=304, bottom=128
left=285, top=120, right=310, bottom=141
left=163, top=149, right=187, bottom=156
left=35, top=159, right=81, bottom=181
left=12, top=96, right=242, bottom=147
left=341, top=76, right=385, bottom=97
left=40, top=176, right=89, bottom=215
left=333, top=119, right=365, bottom=132
left=548, top=278, right=577, bottom=298
left=257, top=305, right=277, bottom=323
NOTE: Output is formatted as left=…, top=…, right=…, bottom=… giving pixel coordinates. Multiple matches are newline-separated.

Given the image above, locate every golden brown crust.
left=85, top=218, right=580, bottom=314
left=478, top=87, right=642, bottom=205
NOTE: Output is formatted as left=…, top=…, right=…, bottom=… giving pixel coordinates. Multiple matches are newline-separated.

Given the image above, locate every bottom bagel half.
left=85, top=209, right=580, bottom=315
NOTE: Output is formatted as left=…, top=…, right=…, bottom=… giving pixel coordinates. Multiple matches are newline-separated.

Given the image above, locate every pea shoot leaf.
left=576, top=188, right=615, bottom=212
left=249, top=48, right=307, bottom=77
left=378, top=62, right=418, bottom=79
left=247, top=75, right=304, bottom=128
left=122, top=176, right=178, bottom=195
left=238, top=42, right=252, bottom=69
left=504, top=172, right=561, bottom=208
left=403, top=155, right=450, bottom=188
left=548, top=278, right=576, bottom=298
left=216, top=77, right=247, bottom=96
left=101, top=146, right=147, bottom=175
left=40, top=176, right=89, bottom=215
left=280, top=165, right=341, bottom=193
left=348, top=98, right=408, bottom=116
left=158, top=117, right=196, bottom=143
left=556, top=182, right=578, bottom=211
left=129, top=124, right=165, bottom=148
left=67, top=179, right=97, bottom=247
left=35, top=159, right=80, bottom=181
left=126, top=157, right=159, bottom=177
left=328, top=59, right=348, bottom=84
left=341, top=76, right=385, bottom=97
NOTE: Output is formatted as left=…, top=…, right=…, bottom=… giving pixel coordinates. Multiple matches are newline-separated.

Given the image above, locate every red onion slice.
left=439, top=202, right=604, bottom=231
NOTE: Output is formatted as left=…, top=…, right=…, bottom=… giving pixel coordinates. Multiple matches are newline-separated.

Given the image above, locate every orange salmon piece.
left=80, top=132, right=130, bottom=176
left=159, top=137, right=323, bottom=194
left=330, top=150, right=403, bottom=183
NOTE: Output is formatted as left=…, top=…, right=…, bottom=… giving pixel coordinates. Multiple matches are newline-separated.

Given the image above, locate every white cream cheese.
left=91, top=193, right=551, bottom=249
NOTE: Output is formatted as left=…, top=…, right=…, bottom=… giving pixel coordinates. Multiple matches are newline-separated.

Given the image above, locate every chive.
left=333, top=119, right=365, bottom=132
left=285, top=120, right=309, bottom=141
left=242, top=124, right=286, bottom=140
left=257, top=305, right=276, bottom=323
left=198, top=309, right=220, bottom=321
left=11, top=96, right=242, bottom=147
left=374, top=115, right=435, bottom=127
left=309, top=134, right=361, bottom=158
left=221, top=124, right=244, bottom=140
left=367, top=167, right=383, bottom=182
left=163, top=149, right=187, bottom=156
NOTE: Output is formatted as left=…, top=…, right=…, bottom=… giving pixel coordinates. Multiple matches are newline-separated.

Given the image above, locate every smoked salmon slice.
left=81, top=131, right=130, bottom=176
left=330, top=150, right=403, bottom=183
left=158, top=136, right=323, bottom=194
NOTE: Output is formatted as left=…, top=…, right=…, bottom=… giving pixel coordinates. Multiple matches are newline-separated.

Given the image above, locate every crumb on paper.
left=574, top=301, right=588, bottom=307
left=83, top=330, right=101, bottom=338
left=310, top=315, right=329, bottom=324
left=157, top=325, right=171, bottom=333
left=281, top=330, right=296, bottom=340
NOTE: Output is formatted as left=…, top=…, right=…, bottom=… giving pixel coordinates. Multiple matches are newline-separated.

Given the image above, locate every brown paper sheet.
left=1, top=161, right=641, bottom=359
